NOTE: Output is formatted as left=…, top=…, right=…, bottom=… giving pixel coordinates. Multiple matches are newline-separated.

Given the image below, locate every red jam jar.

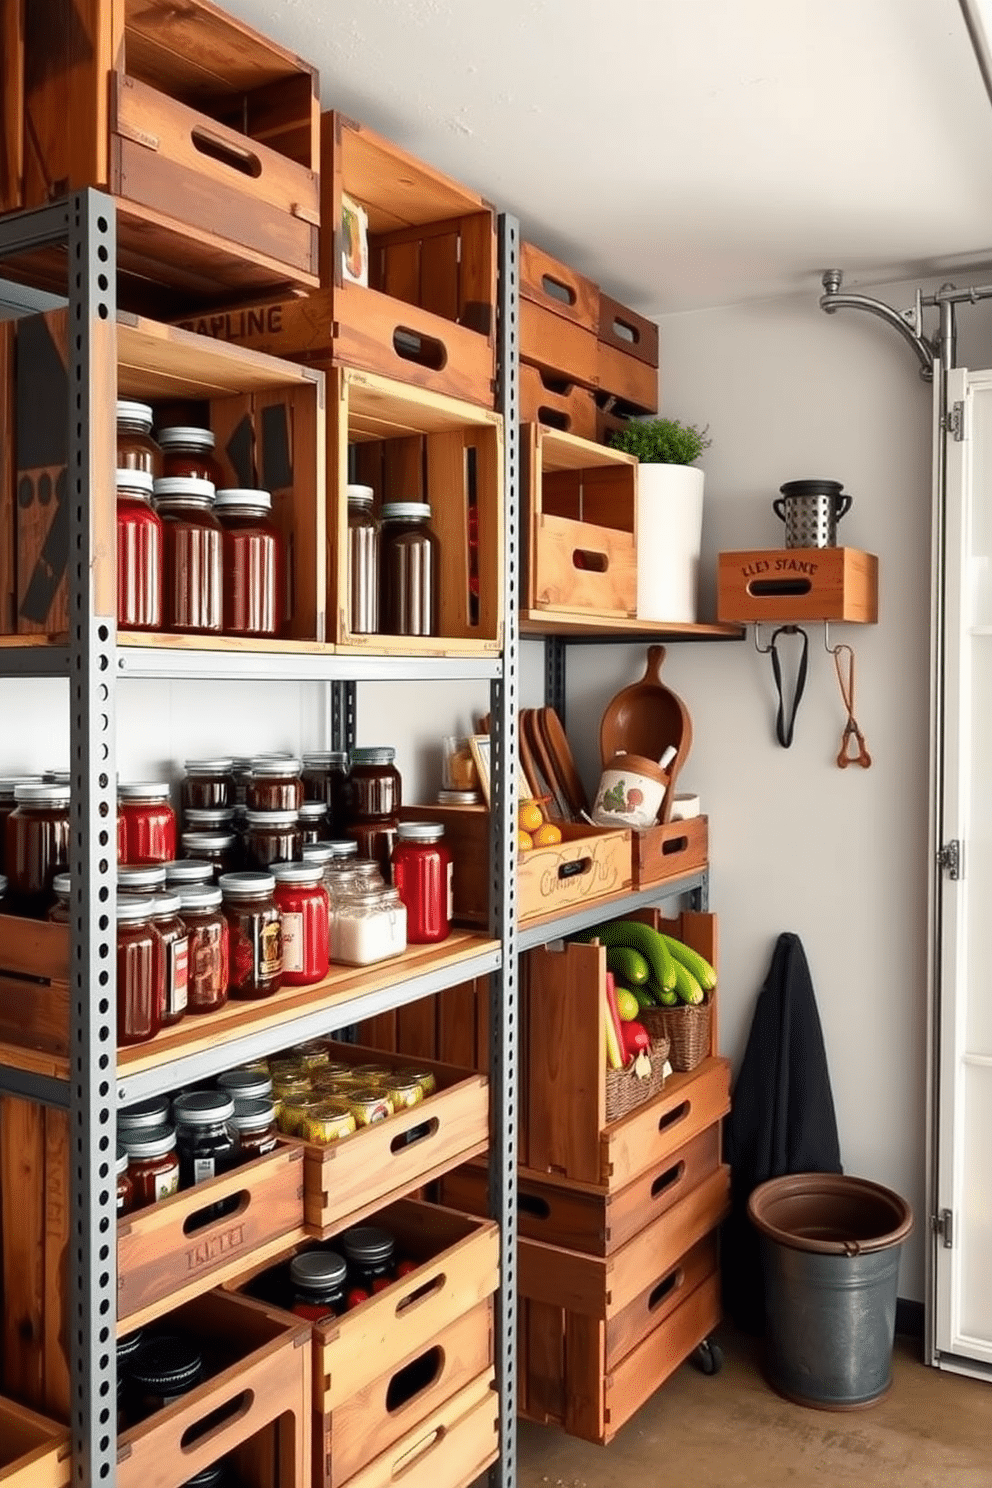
left=122, top=1125, right=179, bottom=1208
left=391, top=822, right=453, bottom=944
left=244, top=810, right=302, bottom=871
left=182, top=758, right=234, bottom=812
left=0, top=775, right=43, bottom=874
left=215, top=488, right=283, bottom=637
left=149, top=892, right=189, bottom=1027
left=153, top=476, right=222, bottom=634
left=117, top=1145, right=135, bottom=1216
left=119, top=783, right=177, bottom=864
left=272, top=862, right=329, bottom=986
left=175, top=883, right=229, bottom=1014
left=219, top=872, right=283, bottom=1000
left=117, top=469, right=163, bottom=631
left=117, top=895, right=160, bottom=1046
left=157, top=425, right=225, bottom=486
left=117, top=401, right=162, bottom=478
left=246, top=757, right=303, bottom=813
left=6, top=782, right=71, bottom=917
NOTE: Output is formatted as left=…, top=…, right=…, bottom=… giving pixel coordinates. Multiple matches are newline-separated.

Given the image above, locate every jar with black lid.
left=180, top=1463, right=231, bottom=1488
left=117, top=896, right=160, bottom=1046
left=117, top=401, right=162, bottom=478
left=117, top=1327, right=144, bottom=1426
left=302, top=751, right=349, bottom=834
left=175, top=883, right=228, bottom=1014
left=341, top=1226, right=395, bottom=1291
left=379, top=501, right=439, bottom=636
left=164, top=859, right=214, bottom=887
left=181, top=831, right=239, bottom=874
left=244, top=810, right=302, bottom=871
left=5, top=782, right=71, bottom=916
left=219, top=872, right=283, bottom=999
left=122, top=1125, right=180, bottom=1208
left=128, top=1334, right=203, bottom=1419
left=230, top=1097, right=279, bottom=1160
left=157, top=425, right=224, bottom=487
left=297, top=801, right=329, bottom=844
left=182, top=758, right=235, bottom=812
left=173, top=1090, right=238, bottom=1187
left=150, top=892, right=189, bottom=1027
left=290, top=1250, right=348, bottom=1320
left=246, top=757, right=303, bottom=813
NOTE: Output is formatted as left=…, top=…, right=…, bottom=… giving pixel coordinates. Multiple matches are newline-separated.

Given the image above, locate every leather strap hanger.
left=833, top=644, right=871, bottom=768
left=762, top=624, right=809, bottom=749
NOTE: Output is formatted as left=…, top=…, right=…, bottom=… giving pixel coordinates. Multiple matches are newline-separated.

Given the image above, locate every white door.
left=933, top=365, right=992, bottom=1378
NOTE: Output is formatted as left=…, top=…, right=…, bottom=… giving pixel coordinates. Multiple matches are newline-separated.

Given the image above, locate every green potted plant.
left=607, top=417, right=712, bottom=623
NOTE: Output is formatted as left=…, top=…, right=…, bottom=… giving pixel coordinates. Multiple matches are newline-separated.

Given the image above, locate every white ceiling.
left=224, top=0, right=992, bottom=315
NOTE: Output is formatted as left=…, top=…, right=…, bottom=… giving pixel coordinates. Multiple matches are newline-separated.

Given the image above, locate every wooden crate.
left=3, top=309, right=325, bottom=640
left=443, top=1120, right=722, bottom=1258
left=597, top=293, right=660, bottom=369
left=0, top=1398, right=70, bottom=1488
left=328, top=369, right=504, bottom=654
left=522, top=912, right=725, bottom=1187
left=1, top=0, right=320, bottom=308
left=631, top=814, right=709, bottom=890
left=519, top=241, right=599, bottom=389
left=176, top=112, right=497, bottom=409
left=519, top=364, right=597, bottom=440
left=298, top=1044, right=489, bottom=1239
left=595, top=293, right=660, bottom=418
left=521, top=424, right=637, bottom=619
left=396, top=806, right=631, bottom=929
left=717, top=547, right=879, bottom=624
left=117, top=1291, right=310, bottom=1488
left=330, top=1370, right=497, bottom=1488
left=354, top=978, right=489, bottom=1079
left=520, top=242, right=599, bottom=332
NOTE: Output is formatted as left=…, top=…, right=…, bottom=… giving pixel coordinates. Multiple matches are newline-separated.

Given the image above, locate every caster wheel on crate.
left=691, top=1337, right=724, bottom=1375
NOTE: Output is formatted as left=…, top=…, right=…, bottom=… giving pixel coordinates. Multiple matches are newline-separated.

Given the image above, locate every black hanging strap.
left=768, top=625, right=809, bottom=748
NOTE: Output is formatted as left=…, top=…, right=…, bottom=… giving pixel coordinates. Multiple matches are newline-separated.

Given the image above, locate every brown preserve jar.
left=153, top=477, right=222, bottom=634
left=6, top=783, right=71, bottom=916
left=157, top=426, right=225, bottom=486
left=219, top=872, right=283, bottom=1000
left=246, top=757, right=303, bottom=812
left=215, top=488, right=283, bottom=637
left=117, top=401, right=162, bottom=478
left=182, top=758, right=234, bottom=812
left=117, top=896, right=160, bottom=1046
left=123, top=1126, right=180, bottom=1208
left=244, top=811, right=302, bottom=871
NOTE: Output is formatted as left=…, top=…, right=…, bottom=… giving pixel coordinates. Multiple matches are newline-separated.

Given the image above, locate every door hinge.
left=944, top=400, right=967, bottom=441
left=937, top=840, right=961, bottom=879
left=932, top=1208, right=954, bottom=1248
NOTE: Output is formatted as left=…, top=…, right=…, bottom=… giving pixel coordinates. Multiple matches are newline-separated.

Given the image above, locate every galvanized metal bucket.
left=748, top=1173, right=913, bottom=1410
left=773, top=479, right=852, bottom=548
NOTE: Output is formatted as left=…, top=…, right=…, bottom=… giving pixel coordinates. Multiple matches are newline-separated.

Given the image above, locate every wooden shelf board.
left=520, top=610, right=745, bottom=640
left=345, top=366, right=501, bottom=440
left=118, top=312, right=321, bottom=400
left=538, top=425, right=637, bottom=473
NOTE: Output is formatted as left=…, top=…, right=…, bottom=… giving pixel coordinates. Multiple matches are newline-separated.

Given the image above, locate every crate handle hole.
left=385, top=1345, right=444, bottom=1413
left=658, top=1099, right=690, bottom=1133
left=390, top=1117, right=440, bottom=1154
left=191, top=128, right=262, bottom=179
left=650, top=1160, right=686, bottom=1200
left=572, top=549, right=608, bottom=573
left=179, top=1389, right=254, bottom=1451
left=540, top=274, right=576, bottom=307
left=558, top=856, right=592, bottom=882
left=182, top=1190, right=250, bottom=1236
left=747, top=577, right=812, bottom=597
left=648, top=1266, right=684, bottom=1312
left=393, top=1426, right=445, bottom=1475
left=393, top=328, right=448, bottom=371
left=537, top=406, right=571, bottom=431
left=610, top=317, right=640, bottom=346
left=396, top=1271, right=446, bottom=1316
left=538, top=371, right=576, bottom=395
left=661, top=834, right=689, bottom=856
left=517, top=1193, right=552, bottom=1220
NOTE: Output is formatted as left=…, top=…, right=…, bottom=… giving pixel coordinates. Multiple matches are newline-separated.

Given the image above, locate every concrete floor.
left=516, top=1327, right=992, bottom=1488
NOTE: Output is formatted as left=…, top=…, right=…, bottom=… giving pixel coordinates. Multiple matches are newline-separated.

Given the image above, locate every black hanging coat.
left=722, top=931, right=843, bottom=1333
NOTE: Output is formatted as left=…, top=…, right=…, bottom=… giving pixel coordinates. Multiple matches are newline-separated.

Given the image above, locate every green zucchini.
left=606, top=945, right=651, bottom=986
left=576, top=921, right=676, bottom=992
left=672, top=961, right=704, bottom=1006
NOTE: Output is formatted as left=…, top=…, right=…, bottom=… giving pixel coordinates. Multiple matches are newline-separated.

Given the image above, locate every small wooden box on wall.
left=716, top=547, right=879, bottom=624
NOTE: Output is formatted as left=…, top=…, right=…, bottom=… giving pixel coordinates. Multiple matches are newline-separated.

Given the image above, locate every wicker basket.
left=605, top=1034, right=669, bottom=1122
left=642, top=1001, right=711, bottom=1072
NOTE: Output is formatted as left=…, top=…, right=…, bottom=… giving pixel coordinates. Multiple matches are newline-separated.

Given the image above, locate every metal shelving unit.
left=0, top=192, right=521, bottom=1488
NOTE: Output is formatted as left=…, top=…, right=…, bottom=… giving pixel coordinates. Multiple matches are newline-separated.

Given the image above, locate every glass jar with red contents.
left=272, top=862, right=329, bottom=986
left=157, top=426, right=225, bottom=486
left=244, top=810, right=301, bottom=871
left=175, top=883, right=228, bottom=1013
left=181, top=830, right=238, bottom=874
left=391, top=822, right=453, bottom=944
left=214, top=488, right=283, bottom=637
left=181, top=758, right=234, bottom=812
left=219, top=872, right=283, bottom=1000
left=230, top=1097, right=279, bottom=1160
left=0, top=776, right=43, bottom=874
left=297, top=802, right=329, bottom=844
left=122, top=1125, right=179, bottom=1209
left=152, top=477, right=222, bottom=634
left=117, top=1145, right=135, bottom=1216
left=149, top=892, right=189, bottom=1028
left=6, top=783, right=71, bottom=917
left=117, top=896, right=160, bottom=1046
left=302, top=752, right=349, bottom=834
left=117, top=401, right=162, bottom=478
left=118, top=783, right=176, bottom=864
left=117, top=469, right=163, bottom=631
left=246, top=757, right=303, bottom=813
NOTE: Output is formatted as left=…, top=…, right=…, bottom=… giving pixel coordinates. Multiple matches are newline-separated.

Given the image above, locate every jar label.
left=194, top=1156, right=216, bottom=1184
left=154, top=1168, right=179, bottom=1202
left=167, top=935, right=189, bottom=1015
left=261, top=919, right=283, bottom=977
left=446, top=860, right=454, bottom=921
left=282, top=911, right=304, bottom=973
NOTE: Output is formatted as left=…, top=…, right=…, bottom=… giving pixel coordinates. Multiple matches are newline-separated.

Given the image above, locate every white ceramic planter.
left=636, top=463, right=705, bottom=622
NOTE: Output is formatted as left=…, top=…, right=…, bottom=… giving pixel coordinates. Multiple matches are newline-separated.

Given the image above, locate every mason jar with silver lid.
left=379, top=501, right=439, bottom=637
left=229, top=1096, right=279, bottom=1160
left=118, top=1095, right=171, bottom=1134
left=119, top=863, right=168, bottom=895
left=164, top=859, right=215, bottom=886
left=246, top=756, right=303, bottom=813
left=290, top=1249, right=348, bottom=1318
left=121, top=1125, right=180, bottom=1209
left=218, top=1067, right=274, bottom=1103
left=172, top=1090, right=237, bottom=1187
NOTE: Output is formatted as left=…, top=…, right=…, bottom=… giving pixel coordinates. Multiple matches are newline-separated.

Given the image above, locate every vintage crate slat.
left=519, top=242, right=599, bottom=332
left=603, top=1270, right=721, bottom=1439
left=317, top=1304, right=494, bottom=1488
left=0, top=1398, right=70, bottom=1488
left=519, top=363, right=597, bottom=440
left=597, top=293, right=660, bottom=368
left=631, top=814, right=709, bottom=890
left=596, top=341, right=659, bottom=415
left=0, top=324, right=14, bottom=632
left=520, top=299, right=599, bottom=389
left=717, top=547, right=879, bottom=624
left=42, top=1111, right=70, bottom=1417
left=1, top=1097, right=47, bottom=1410
left=116, top=1291, right=310, bottom=1488
left=605, top=1232, right=717, bottom=1370
left=336, top=1369, right=498, bottom=1488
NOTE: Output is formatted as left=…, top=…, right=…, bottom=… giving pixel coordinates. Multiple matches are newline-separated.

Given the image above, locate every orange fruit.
left=518, top=800, right=544, bottom=832
left=517, top=829, right=534, bottom=852
left=532, top=822, right=563, bottom=847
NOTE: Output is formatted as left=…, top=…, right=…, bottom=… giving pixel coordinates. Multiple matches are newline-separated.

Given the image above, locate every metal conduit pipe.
left=819, top=269, right=935, bottom=380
